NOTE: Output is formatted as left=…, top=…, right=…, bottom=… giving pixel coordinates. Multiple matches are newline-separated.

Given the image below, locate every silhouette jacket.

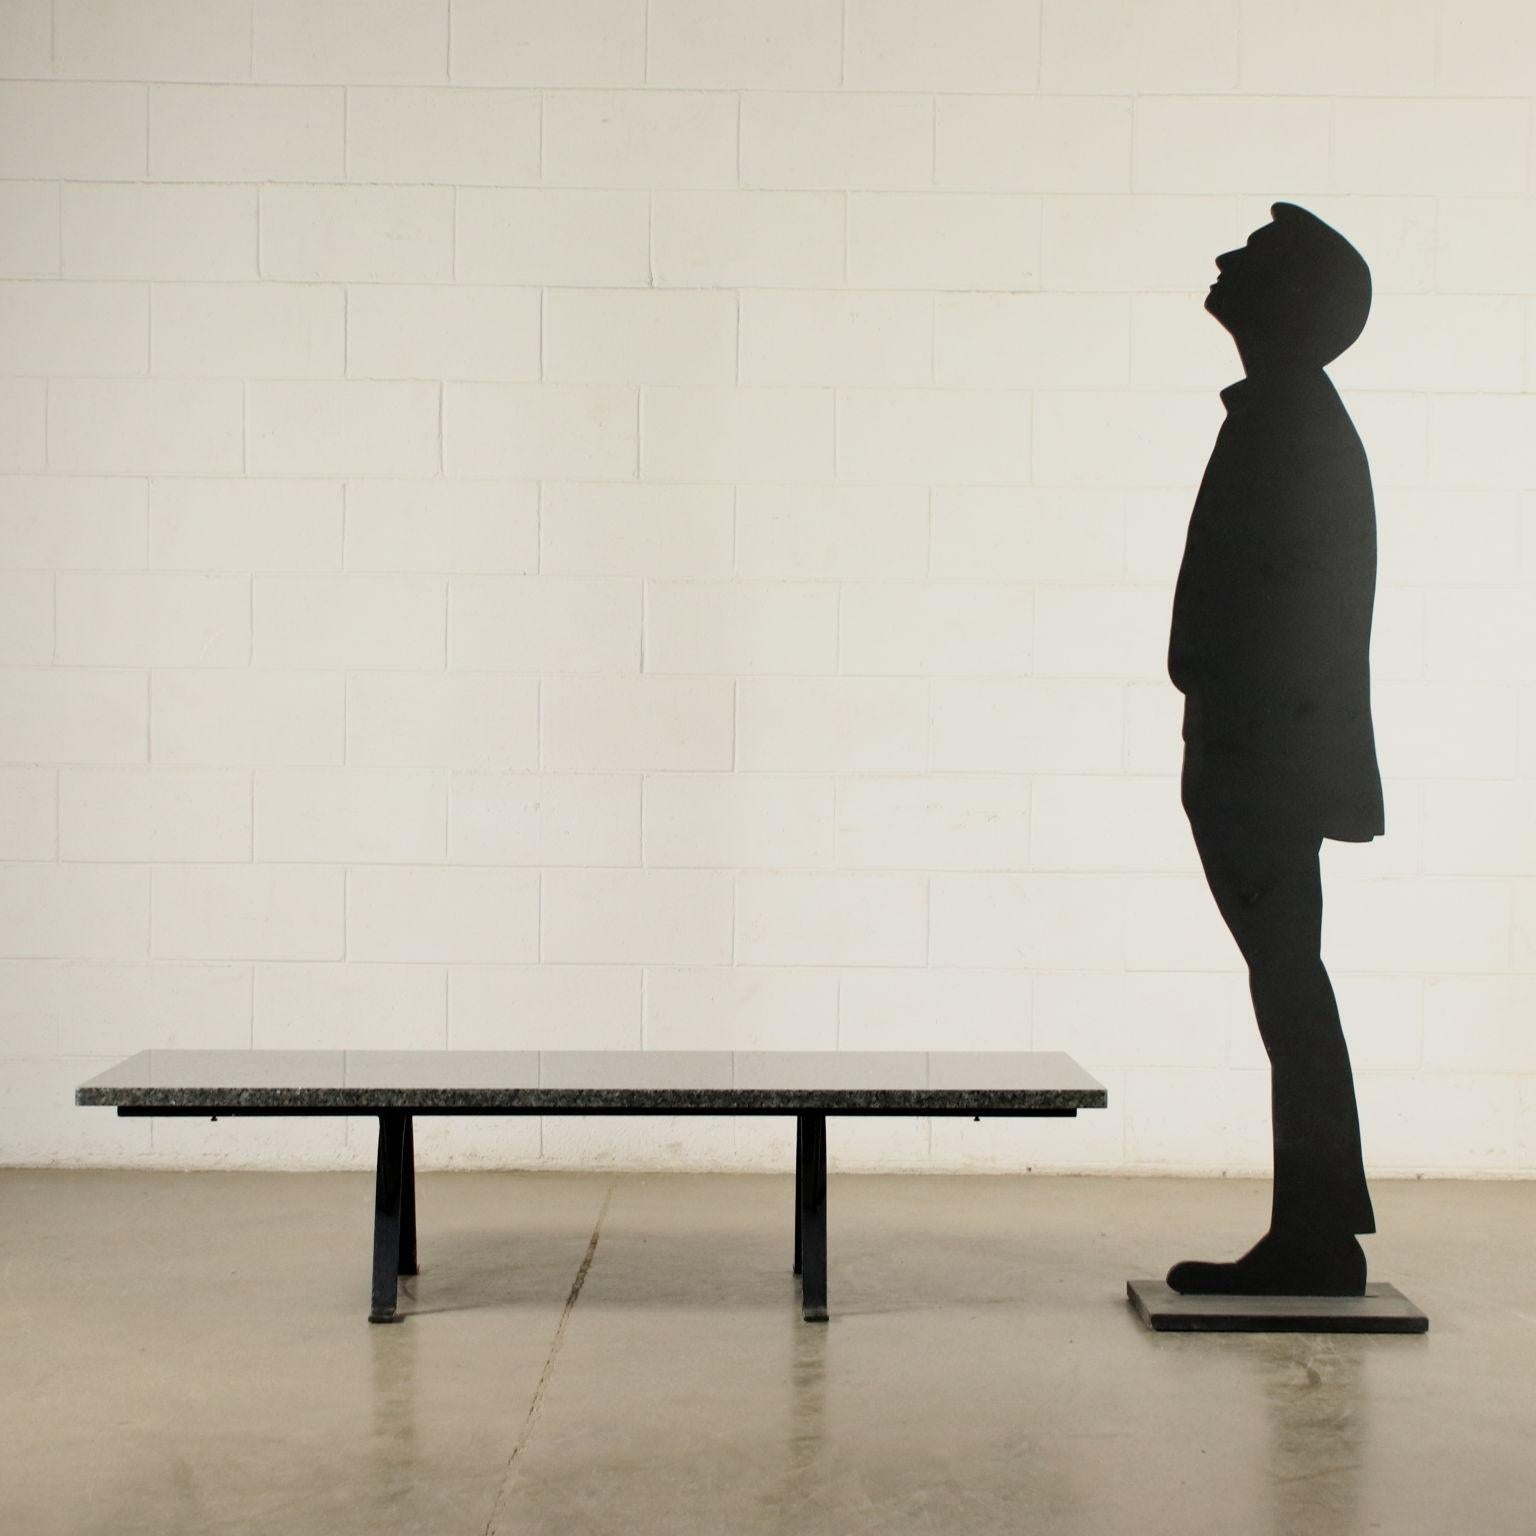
left=1168, top=369, right=1384, bottom=841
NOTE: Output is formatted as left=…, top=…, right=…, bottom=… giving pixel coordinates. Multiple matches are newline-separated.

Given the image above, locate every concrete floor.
left=3, top=1168, right=1533, bottom=1536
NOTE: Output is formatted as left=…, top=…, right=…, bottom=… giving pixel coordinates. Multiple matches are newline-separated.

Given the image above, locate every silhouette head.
left=1206, top=203, right=1371, bottom=370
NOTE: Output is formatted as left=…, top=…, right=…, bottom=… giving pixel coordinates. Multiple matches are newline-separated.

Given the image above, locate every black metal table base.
left=366, top=1109, right=835, bottom=1324
left=115, top=1104, right=1081, bottom=1325
left=796, top=1112, right=828, bottom=1322
left=369, top=1112, right=417, bottom=1323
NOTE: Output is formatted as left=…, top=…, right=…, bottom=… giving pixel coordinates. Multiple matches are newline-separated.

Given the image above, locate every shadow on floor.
left=399, top=1222, right=1125, bottom=1319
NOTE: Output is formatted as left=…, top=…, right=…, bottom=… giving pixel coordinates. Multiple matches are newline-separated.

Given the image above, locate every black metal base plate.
left=1127, top=1279, right=1428, bottom=1334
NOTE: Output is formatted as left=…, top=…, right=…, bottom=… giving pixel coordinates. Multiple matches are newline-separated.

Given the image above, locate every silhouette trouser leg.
left=1185, top=782, right=1375, bottom=1237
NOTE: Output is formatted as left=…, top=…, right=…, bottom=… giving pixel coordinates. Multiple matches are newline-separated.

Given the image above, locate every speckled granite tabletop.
left=77, top=1049, right=1107, bottom=1114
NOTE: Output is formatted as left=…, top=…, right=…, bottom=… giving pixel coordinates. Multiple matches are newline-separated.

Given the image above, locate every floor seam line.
left=483, top=1179, right=615, bottom=1536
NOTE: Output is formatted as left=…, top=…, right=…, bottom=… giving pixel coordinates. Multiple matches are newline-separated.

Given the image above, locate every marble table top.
left=77, top=1049, right=1107, bottom=1114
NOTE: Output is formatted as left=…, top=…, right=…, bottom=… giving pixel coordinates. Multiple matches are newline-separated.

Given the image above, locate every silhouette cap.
left=1265, top=202, right=1372, bottom=367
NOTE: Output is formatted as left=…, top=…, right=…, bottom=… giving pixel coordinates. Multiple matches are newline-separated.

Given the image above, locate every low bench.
left=77, top=1049, right=1107, bottom=1324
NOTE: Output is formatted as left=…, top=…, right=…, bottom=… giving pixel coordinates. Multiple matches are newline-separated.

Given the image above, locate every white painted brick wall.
left=152, top=283, right=344, bottom=379
left=347, top=88, right=540, bottom=185
left=3, top=0, right=1535, bottom=1179
left=151, top=85, right=343, bottom=182
left=61, top=183, right=259, bottom=280
left=646, top=0, right=841, bottom=90
left=54, top=0, right=251, bottom=83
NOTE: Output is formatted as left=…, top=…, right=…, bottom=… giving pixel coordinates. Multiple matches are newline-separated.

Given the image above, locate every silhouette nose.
left=1214, top=248, right=1241, bottom=273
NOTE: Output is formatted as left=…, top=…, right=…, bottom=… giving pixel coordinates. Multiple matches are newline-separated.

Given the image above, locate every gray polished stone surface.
left=77, top=1049, right=1106, bottom=1113
left=7, top=1171, right=1529, bottom=1536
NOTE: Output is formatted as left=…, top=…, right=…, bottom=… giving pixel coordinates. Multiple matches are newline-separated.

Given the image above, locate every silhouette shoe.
left=1166, top=1229, right=1366, bottom=1297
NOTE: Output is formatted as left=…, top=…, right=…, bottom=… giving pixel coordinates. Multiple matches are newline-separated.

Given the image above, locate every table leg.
left=793, top=1113, right=804, bottom=1276
left=798, top=1112, right=828, bottom=1323
left=399, top=1114, right=418, bottom=1278
left=370, top=1111, right=406, bottom=1323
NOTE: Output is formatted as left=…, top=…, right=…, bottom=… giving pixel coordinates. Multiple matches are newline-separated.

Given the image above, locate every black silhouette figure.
left=1165, top=203, right=1382, bottom=1296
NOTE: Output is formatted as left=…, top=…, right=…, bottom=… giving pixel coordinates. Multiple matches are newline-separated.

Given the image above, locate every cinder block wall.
left=3, top=0, right=1533, bottom=1175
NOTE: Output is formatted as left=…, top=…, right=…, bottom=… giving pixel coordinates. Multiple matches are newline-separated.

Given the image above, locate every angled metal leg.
left=370, top=1112, right=406, bottom=1323
left=399, top=1114, right=418, bottom=1278
left=793, top=1113, right=804, bottom=1275
left=798, top=1112, right=828, bottom=1323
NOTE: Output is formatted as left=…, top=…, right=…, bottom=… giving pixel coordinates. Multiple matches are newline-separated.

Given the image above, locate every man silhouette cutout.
left=1165, top=203, right=1382, bottom=1296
